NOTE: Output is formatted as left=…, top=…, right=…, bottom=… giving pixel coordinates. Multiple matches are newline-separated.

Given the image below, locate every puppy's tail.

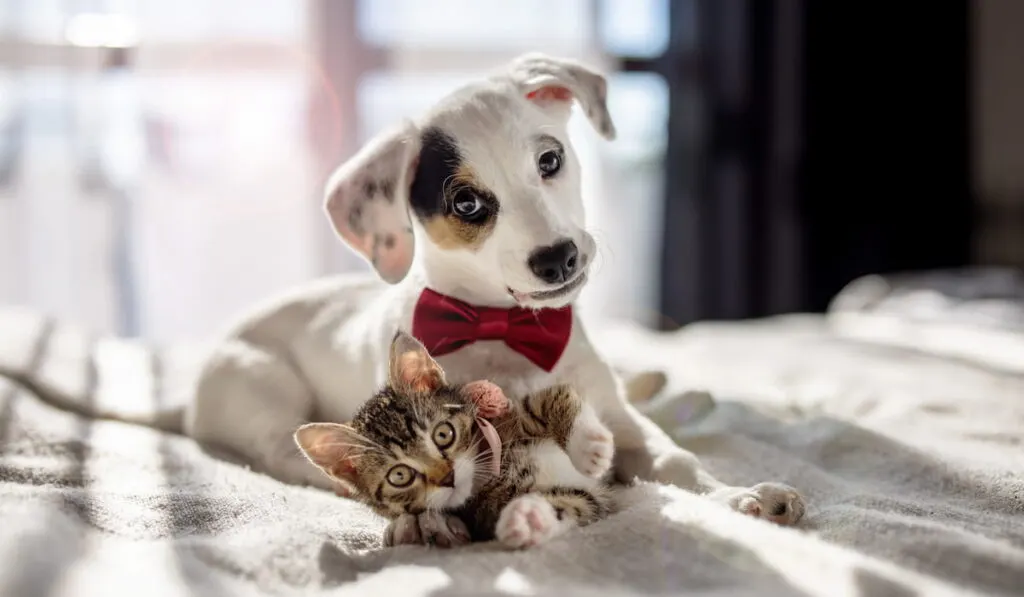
left=0, top=308, right=192, bottom=434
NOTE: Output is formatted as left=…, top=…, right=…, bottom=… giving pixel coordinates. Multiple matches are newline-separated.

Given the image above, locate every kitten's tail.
left=0, top=308, right=191, bottom=433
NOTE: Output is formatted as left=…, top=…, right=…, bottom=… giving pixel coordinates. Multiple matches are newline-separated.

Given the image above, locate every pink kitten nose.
left=439, top=470, right=455, bottom=488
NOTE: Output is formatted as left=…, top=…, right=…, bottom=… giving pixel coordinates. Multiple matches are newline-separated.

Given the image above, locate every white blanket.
left=2, top=273, right=1024, bottom=597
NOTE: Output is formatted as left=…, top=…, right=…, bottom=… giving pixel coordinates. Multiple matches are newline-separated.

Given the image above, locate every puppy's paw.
left=495, top=494, right=563, bottom=549
left=649, top=448, right=701, bottom=488
left=567, top=417, right=614, bottom=478
left=385, top=511, right=470, bottom=548
left=713, top=483, right=806, bottom=526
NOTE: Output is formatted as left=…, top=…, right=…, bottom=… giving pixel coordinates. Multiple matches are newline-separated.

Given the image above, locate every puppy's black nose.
left=528, top=239, right=579, bottom=285
left=439, top=471, right=455, bottom=488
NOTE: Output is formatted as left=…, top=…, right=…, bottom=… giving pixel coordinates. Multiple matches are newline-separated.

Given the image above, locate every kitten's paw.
left=495, top=494, right=564, bottom=549
left=417, top=510, right=472, bottom=548
left=384, top=511, right=470, bottom=548
left=383, top=514, right=421, bottom=547
left=567, top=418, right=614, bottom=478
left=712, top=483, right=806, bottom=526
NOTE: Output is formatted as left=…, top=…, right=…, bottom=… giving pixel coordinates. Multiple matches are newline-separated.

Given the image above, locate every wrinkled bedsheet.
left=2, top=270, right=1023, bottom=597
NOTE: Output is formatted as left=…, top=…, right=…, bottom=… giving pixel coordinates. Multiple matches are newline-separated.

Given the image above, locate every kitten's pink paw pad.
left=719, top=483, right=806, bottom=526
left=567, top=421, right=614, bottom=478
left=496, top=494, right=562, bottom=549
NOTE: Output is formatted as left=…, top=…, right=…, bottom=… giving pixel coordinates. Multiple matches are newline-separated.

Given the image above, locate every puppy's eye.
left=386, top=464, right=415, bottom=488
left=452, top=191, right=485, bottom=221
left=538, top=150, right=562, bottom=178
left=432, top=422, right=456, bottom=449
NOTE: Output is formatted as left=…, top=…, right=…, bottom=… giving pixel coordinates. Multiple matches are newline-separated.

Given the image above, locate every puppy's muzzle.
left=528, top=239, right=580, bottom=285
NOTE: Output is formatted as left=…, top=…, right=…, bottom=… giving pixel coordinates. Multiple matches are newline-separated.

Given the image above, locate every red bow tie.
left=411, top=288, right=573, bottom=372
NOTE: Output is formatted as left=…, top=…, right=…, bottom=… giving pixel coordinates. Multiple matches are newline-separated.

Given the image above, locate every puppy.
left=184, top=54, right=805, bottom=543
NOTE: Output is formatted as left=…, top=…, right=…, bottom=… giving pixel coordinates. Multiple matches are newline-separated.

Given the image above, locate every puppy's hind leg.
left=185, top=340, right=333, bottom=490
left=586, top=363, right=806, bottom=526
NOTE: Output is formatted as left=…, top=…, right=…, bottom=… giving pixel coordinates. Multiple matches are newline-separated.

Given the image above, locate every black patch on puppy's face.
left=409, top=127, right=499, bottom=250
left=409, top=127, right=460, bottom=220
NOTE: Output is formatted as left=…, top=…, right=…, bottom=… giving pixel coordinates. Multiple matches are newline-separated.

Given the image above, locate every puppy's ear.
left=324, top=121, right=421, bottom=284
left=509, top=53, right=617, bottom=140
left=294, top=423, right=363, bottom=491
left=389, top=331, right=446, bottom=393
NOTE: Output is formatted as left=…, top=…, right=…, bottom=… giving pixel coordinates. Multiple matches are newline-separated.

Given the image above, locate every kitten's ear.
left=389, top=331, right=445, bottom=393
left=294, top=423, right=362, bottom=489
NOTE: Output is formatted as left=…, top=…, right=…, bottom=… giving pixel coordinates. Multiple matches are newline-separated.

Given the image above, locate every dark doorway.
left=619, top=1, right=974, bottom=327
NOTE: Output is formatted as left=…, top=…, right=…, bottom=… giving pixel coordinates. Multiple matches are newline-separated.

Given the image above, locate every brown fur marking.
left=519, top=384, right=581, bottom=449
left=419, top=163, right=497, bottom=250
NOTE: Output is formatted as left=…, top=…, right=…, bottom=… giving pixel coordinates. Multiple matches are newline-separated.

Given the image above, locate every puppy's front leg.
left=576, top=359, right=806, bottom=526
left=578, top=360, right=709, bottom=490
left=519, top=385, right=614, bottom=479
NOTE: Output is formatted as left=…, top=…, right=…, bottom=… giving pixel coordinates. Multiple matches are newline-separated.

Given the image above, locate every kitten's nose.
left=439, top=470, right=455, bottom=488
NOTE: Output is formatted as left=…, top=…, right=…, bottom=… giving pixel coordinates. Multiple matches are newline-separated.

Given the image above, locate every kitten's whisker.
left=492, top=418, right=520, bottom=435
left=314, top=441, right=385, bottom=455
left=314, top=441, right=372, bottom=450
left=411, top=398, right=424, bottom=425
left=424, top=501, right=446, bottom=514
left=469, top=453, right=494, bottom=467
left=337, top=429, right=387, bottom=454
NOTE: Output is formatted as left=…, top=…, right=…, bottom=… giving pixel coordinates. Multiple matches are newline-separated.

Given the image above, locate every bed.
left=1, top=269, right=1022, bottom=597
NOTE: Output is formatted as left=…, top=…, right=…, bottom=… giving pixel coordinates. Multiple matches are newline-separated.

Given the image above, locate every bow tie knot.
left=476, top=309, right=510, bottom=340
left=411, top=288, right=572, bottom=372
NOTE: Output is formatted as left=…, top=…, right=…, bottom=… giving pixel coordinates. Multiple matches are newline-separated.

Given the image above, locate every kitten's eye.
left=386, top=465, right=415, bottom=488
left=538, top=150, right=562, bottom=178
left=432, top=422, right=456, bottom=449
left=452, top=190, right=485, bottom=221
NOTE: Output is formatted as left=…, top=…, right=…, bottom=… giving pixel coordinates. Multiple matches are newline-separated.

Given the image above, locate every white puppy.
left=184, top=54, right=805, bottom=543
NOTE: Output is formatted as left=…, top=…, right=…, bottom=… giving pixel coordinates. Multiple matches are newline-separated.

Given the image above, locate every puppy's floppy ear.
left=324, top=120, right=421, bottom=284
left=508, top=53, right=617, bottom=140
left=389, top=331, right=446, bottom=393
left=294, top=423, right=363, bottom=491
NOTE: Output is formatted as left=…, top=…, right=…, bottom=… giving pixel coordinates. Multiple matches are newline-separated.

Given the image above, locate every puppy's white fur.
left=183, top=54, right=804, bottom=527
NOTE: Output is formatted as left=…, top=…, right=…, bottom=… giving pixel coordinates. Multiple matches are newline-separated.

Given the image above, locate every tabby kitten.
left=295, top=332, right=615, bottom=549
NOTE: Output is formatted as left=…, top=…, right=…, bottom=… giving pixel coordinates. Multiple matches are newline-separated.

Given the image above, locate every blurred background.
left=0, top=0, right=1019, bottom=343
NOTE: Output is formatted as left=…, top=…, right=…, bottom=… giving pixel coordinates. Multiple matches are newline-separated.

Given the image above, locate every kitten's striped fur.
left=457, top=384, right=614, bottom=541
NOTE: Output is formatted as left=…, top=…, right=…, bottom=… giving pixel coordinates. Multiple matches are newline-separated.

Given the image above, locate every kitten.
left=294, top=332, right=616, bottom=549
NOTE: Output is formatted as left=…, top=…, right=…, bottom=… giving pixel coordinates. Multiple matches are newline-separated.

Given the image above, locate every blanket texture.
left=2, top=271, right=1024, bottom=597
